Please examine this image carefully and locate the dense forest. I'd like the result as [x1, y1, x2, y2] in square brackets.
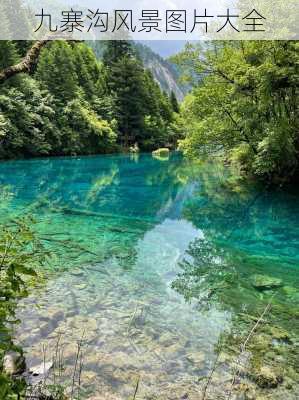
[89, 41, 189, 101]
[1, 39, 298, 184]
[0, 40, 181, 159]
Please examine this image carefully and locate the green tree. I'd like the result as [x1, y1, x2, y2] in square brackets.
[102, 41, 147, 146]
[1, 37, 178, 159]
[0, 41, 19, 72]
[34, 41, 117, 156]
[59, 99, 117, 155]
[170, 91, 180, 113]
[72, 44, 101, 98]
[102, 41, 177, 149]
[0, 40, 118, 159]
[174, 41, 299, 183]
[102, 40, 137, 64]
[36, 41, 79, 103]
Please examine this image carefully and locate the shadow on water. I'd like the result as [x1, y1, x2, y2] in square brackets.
[0, 153, 298, 399]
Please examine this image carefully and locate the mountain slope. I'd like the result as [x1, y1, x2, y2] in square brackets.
[134, 43, 189, 102]
[89, 41, 189, 102]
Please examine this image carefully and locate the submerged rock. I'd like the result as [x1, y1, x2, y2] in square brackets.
[3, 351, 26, 375]
[71, 268, 85, 277]
[29, 361, 53, 377]
[39, 307, 64, 323]
[269, 326, 292, 343]
[74, 283, 88, 290]
[251, 274, 283, 291]
[152, 148, 170, 157]
[159, 332, 178, 347]
[81, 370, 98, 383]
[87, 391, 122, 400]
[282, 286, 299, 302]
[253, 365, 283, 388]
[152, 148, 170, 161]
[186, 352, 205, 365]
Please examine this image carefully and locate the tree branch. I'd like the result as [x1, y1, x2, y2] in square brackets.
[0, 37, 81, 84]
[0, 40, 50, 83]
[223, 108, 257, 154]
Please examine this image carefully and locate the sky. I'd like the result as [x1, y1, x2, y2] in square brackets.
[139, 40, 192, 57]
[12, 0, 297, 45]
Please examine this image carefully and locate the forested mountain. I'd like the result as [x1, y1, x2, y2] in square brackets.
[134, 43, 189, 102]
[89, 41, 189, 101]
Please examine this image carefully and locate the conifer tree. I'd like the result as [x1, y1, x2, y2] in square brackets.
[0, 41, 19, 71]
[170, 91, 180, 113]
[72, 44, 101, 98]
[102, 40, 176, 149]
[103, 40, 147, 146]
[36, 41, 79, 102]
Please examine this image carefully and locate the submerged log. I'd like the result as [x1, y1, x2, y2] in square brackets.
[50, 205, 157, 225]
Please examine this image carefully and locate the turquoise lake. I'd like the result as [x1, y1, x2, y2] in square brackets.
[0, 153, 298, 399]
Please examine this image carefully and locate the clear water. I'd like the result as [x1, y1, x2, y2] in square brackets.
[0, 153, 298, 399]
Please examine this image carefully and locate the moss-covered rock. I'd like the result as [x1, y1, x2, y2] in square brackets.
[250, 334, 271, 356]
[252, 365, 283, 388]
[152, 148, 170, 157]
[269, 326, 292, 343]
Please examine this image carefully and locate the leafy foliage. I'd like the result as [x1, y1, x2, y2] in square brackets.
[174, 41, 299, 183]
[102, 40, 178, 150]
[0, 38, 181, 159]
[0, 218, 46, 399]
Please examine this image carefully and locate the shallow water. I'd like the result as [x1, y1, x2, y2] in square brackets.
[0, 153, 298, 399]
